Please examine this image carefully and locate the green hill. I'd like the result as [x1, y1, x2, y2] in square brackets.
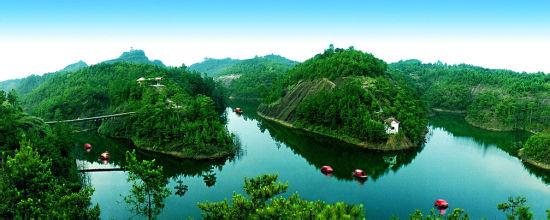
[218, 54, 298, 99]
[0, 60, 88, 95]
[519, 131, 550, 169]
[0, 79, 21, 92]
[59, 60, 88, 72]
[1, 49, 164, 96]
[259, 46, 428, 150]
[102, 49, 165, 66]
[188, 57, 241, 77]
[23, 62, 237, 159]
[389, 60, 550, 132]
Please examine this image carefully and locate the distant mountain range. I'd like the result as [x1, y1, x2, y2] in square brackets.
[188, 58, 242, 77]
[188, 54, 297, 77]
[0, 49, 163, 93]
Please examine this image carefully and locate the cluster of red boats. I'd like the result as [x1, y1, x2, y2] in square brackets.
[84, 143, 110, 163]
[321, 165, 449, 214]
[320, 165, 367, 179]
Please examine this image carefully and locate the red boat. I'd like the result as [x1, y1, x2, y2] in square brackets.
[234, 108, 243, 114]
[434, 199, 449, 208]
[100, 151, 110, 160]
[320, 166, 334, 175]
[353, 169, 367, 179]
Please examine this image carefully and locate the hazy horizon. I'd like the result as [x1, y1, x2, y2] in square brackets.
[1, 0, 550, 81]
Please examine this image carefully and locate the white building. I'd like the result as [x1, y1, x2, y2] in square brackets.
[384, 117, 400, 134]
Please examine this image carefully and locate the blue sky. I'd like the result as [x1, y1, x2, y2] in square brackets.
[1, 0, 549, 80]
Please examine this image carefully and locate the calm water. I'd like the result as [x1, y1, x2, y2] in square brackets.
[74, 102, 549, 219]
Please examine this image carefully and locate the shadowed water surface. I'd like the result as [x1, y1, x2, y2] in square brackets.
[74, 102, 549, 219]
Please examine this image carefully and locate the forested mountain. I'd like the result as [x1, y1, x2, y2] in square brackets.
[188, 57, 241, 77]
[189, 55, 297, 99]
[102, 49, 165, 66]
[259, 46, 428, 150]
[0, 49, 163, 95]
[0, 79, 21, 92]
[389, 60, 550, 132]
[0, 60, 88, 95]
[22, 62, 237, 159]
[59, 60, 88, 72]
[219, 55, 298, 99]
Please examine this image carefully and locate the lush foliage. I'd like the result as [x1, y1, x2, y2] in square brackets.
[389, 60, 550, 132]
[198, 174, 365, 219]
[221, 55, 297, 99]
[188, 57, 242, 77]
[296, 78, 427, 144]
[497, 196, 534, 220]
[287, 45, 387, 83]
[0, 92, 99, 218]
[0, 144, 99, 218]
[262, 47, 427, 146]
[522, 131, 550, 165]
[407, 208, 470, 220]
[102, 49, 165, 66]
[23, 62, 236, 158]
[0, 61, 87, 95]
[124, 150, 170, 219]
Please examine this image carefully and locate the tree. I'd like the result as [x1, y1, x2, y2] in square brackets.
[7, 90, 18, 107]
[521, 131, 550, 165]
[0, 143, 99, 218]
[408, 208, 469, 220]
[497, 196, 533, 220]
[198, 174, 365, 219]
[124, 150, 170, 219]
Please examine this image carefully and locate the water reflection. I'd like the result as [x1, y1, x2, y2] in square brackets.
[229, 99, 423, 182]
[258, 119, 422, 181]
[72, 132, 235, 181]
[174, 179, 189, 197]
[429, 113, 549, 184]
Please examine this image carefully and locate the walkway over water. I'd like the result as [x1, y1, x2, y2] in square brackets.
[45, 112, 136, 124]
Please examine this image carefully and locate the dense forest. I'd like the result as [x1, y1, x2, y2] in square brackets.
[218, 55, 297, 99]
[389, 60, 550, 132]
[0, 91, 99, 218]
[0, 60, 87, 96]
[188, 57, 242, 77]
[189, 55, 297, 99]
[520, 131, 550, 168]
[259, 46, 428, 150]
[21, 59, 237, 159]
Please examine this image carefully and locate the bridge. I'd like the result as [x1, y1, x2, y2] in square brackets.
[45, 112, 136, 124]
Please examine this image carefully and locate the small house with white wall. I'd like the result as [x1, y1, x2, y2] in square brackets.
[384, 117, 399, 134]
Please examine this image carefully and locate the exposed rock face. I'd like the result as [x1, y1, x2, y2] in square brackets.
[258, 78, 335, 122]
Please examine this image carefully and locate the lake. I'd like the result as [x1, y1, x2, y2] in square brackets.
[74, 101, 549, 219]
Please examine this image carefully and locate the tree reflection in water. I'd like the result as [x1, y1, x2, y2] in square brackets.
[174, 179, 189, 197]
[202, 168, 217, 187]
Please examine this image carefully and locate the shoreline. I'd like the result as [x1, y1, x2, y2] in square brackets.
[136, 145, 234, 160]
[518, 148, 550, 170]
[434, 110, 536, 134]
[257, 111, 415, 151]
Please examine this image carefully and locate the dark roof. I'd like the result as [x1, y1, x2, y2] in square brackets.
[384, 117, 399, 124]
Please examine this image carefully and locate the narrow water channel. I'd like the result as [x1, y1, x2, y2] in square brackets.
[74, 101, 549, 219]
